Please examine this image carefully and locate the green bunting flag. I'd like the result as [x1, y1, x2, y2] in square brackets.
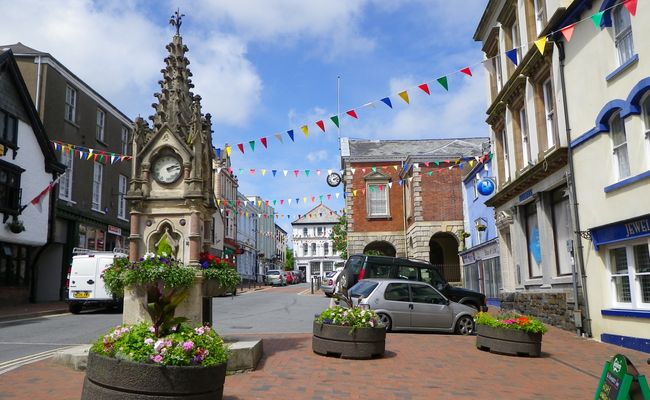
[330, 115, 340, 128]
[249, 140, 255, 151]
[437, 76, 448, 91]
[591, 11, 604, 28]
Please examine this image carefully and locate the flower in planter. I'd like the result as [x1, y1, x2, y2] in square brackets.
[199, 252, 241, 291]
[474, 311, 548, 335]
[315, 292, 383, 330]
[91, 322, 228, 367]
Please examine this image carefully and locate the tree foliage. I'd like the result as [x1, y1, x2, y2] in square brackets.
[330, 215, 348, 259]
[284, 246, 294, 271]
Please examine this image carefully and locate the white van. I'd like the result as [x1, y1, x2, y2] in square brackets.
[66, 247, 127, 314]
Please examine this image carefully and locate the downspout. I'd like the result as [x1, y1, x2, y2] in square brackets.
[35, 56, 42, 113]
[402, 161, 408, 259]
[557, 40, 592, 337]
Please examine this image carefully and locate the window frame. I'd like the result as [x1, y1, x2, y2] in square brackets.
[311, 243, 317, 256]
[0, 109, 18, 149]
[118, 174, 128, 220]
[551, 187, 572, 276]
[96, 108, 106, 142]
[533, 0, 547, 35]
[0, 160, 23, 215]
[65, 86, 76, 123]
[324, 242, 329, 255]
[610, 111, 630, 181]
[641, 93, 650, 168]
[302, 243, 308, 256]
[542, 78, 556, 149]
[525, 201, 542, 279]
[520, 107, 531, 166]
[92, 161, 103, 212]
[121, 126, 129, 155]
[366, 180, 391, 218]
[607, 240, 650, 310]
[612, 5, 634, 66]
[58, 150, 74, 201]
[501, 129, 511, 182]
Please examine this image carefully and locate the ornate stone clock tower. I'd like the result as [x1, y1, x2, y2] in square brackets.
[123, 12, 217, 324]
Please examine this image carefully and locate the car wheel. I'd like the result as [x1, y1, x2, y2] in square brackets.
[377, 313, 392, 332]
[324, 292, 333, 298]
[455, 315, 475, 335]
[69, 303, 83, 314]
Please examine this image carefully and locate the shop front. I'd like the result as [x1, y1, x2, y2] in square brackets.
[460, 238, 501, 306]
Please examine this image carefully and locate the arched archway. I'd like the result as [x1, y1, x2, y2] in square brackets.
[429, 232, 460, 282]
[363, 241, 396, 257]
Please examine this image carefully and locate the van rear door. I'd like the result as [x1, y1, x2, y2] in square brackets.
[94, 255, 115, 300]
[68, 256, 97, 300]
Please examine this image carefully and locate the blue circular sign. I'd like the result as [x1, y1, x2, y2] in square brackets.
[477, 178, 495, 196]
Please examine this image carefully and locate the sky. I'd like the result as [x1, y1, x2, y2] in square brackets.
[0, 0, 489, 246]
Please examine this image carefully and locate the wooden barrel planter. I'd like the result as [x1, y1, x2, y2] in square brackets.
[476, 325, 542, 357]
[312, 321, 385, 359]
[81, 351, 226, 399]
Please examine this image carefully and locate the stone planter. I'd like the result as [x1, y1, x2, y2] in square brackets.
[476, 324, 543, 357]
[312, 321, 385, 359]
[203, 279, 228, 297]
[81, 351, 226, 399]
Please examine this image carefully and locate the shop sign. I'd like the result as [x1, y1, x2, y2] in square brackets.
[591, 215, 650, 250]
[107, 225, 122, 236]
[594, 354, 650, 399]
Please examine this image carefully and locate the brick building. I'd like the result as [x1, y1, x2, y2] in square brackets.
[340, 137, 488, 283]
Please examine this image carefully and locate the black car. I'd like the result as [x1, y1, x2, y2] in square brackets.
[337, 254, 487, 311]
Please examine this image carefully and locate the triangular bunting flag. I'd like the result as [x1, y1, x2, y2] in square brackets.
[460, 67, 472, 76]
[505, 49, 518, 66]
[534, 37, 547, 55]
[380, 97, 393, 108]
[398, 91, 409, 104]
[388, 182, 393, 188]
[216, 148, 221, 159]
[351, 168, 356, 174]
[275, 133, 283, 143]
[249, 140, 255, 151]
[237, 143, 244, 154]
[346, 110, 358, 119]
[283, 170, 288, 176]
[301, 125, 308, 138]
[330, 115, 340, 128]
[335, 193, 340, 199]
[437, 76, 448, 91]
[226, 146, 232, 156]
[305, 170, 310, 176]
[482, 58, 495, 76]
[624, 0, 637, 16]
[261, 169, 267, 176]
[561, 24, 575, 42]
[294, 170, 299, 177]
[287, 130, 295, 142]
[316, 120, 325, 132]
[372, 167, 377, 172]
[591, 11, 604, 28]
[418, 84, 430, 95]
[272, 170, 277, 177]
[260, 137, 268, 148]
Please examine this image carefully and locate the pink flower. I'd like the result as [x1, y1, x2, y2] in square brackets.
[151, 354, 163, 363]
[149, 326, 156, 333]
[182, 341, 194, 352]
[144, 338, 154, 345]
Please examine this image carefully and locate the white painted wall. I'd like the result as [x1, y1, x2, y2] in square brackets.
[0, 119, 51, 246]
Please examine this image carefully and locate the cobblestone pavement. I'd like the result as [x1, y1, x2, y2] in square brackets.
[1, 322, 648, 399]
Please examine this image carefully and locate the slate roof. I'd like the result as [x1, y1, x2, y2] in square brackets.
[0, 42, 49, 56]
[291, 203, 340, 225]
[343, 138, 489, 162]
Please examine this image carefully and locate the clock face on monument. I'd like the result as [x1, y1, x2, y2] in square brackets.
[326, 172, 342, 187]
[152, 155, 182, 184]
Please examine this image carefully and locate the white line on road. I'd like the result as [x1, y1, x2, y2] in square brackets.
[0, 347, 72, 375]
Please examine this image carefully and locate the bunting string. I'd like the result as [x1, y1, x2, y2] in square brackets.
[51, 141, 132, 165]
[216, 0, 637, 157]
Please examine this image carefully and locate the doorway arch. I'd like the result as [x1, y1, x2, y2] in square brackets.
[363, 241, 396, 257]
[429, 232, 460, 282]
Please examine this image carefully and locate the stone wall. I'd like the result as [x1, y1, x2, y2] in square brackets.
[499, 291, 578, 332]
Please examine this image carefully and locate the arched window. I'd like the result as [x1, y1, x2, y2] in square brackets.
[642, 93, 650, 165]
[610, 112, 630, 180]
[613, 5, 634, 65]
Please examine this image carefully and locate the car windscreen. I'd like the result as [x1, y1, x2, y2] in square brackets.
[349, 280, 379, 298]
[324, 271, 337, 278]
[267, 271, 280, 275]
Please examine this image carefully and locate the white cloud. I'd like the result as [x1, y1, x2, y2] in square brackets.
[306, 150, 328, 162]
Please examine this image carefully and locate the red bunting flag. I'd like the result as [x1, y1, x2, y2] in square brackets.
[346, 110, 358, 119]
[418, 83, 430, 95]
[561, 23, 575, 42]
[260, 137, 268, 148]
[249, 169, 255, 175]
[460, 67, 472, 76]
[624, 0, 637, 16]
[316, 120, 325, 132]
[294, 170, 299, 177]
[237, 143, 244, 154]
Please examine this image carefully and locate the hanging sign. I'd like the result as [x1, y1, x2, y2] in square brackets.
[595, 354, 650, 399]
[477, 177, 495, 196]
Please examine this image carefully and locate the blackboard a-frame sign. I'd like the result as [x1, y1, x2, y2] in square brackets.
[594, 354, 650, 400]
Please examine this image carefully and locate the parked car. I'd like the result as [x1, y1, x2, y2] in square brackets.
[321, 268, 343, 297]
[285, 271, 294, 285]
[348, 279, 476, 335]
[337, 254, 487, 311]
[265, 270, 286, 286]
[66, 248, 127, 314]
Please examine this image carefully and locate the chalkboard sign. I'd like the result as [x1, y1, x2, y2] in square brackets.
[594, 354, 650, 400]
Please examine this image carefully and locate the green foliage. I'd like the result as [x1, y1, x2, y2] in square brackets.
[101, 255, 196, 299]
[91, 322, 229, 366]
[330, 215, 348, 260]
[146, 284, 189, 337]
[363, 249, 384, 256]
[199, 253, 241, 291]
[284, 247, 294, 271]
[315, 305, 382, 329]
[474, 312, 548, 335]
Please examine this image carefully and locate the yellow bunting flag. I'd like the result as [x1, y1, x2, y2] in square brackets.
[398, 91, 409, 104]
[353, 190, 358, 197]
[226, 146, 231, 156]
[301, 125, 308, 138]
[534, 37, 547, 55]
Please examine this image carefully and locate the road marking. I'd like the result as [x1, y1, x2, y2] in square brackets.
[0, 342, 87, 346]
[0, 347, 72, 375]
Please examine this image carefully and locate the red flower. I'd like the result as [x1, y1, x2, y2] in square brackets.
[207, 254, 215, 261]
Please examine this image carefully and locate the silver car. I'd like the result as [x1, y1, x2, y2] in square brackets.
[349, 279, 476, 335]
[320, 268, 343, 297]
[265, 270, 286, 286]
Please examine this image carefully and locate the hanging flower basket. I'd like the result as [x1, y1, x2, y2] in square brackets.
[476, 224, 487, 232]
[6, 219, 25, 234]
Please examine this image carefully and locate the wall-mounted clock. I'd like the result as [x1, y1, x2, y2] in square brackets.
[326, 172, 342, 187]
[152, 154, 182, 184]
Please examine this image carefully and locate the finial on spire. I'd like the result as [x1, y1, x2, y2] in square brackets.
[169, 9, 184, 35]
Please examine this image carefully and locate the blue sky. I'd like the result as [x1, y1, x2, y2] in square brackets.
[1, 0, 489, 245]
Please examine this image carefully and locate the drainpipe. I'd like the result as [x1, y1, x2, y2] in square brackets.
[557, 41, 592, 338]
[35, 55, 42, 113]
[402, 161, 408, 259]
